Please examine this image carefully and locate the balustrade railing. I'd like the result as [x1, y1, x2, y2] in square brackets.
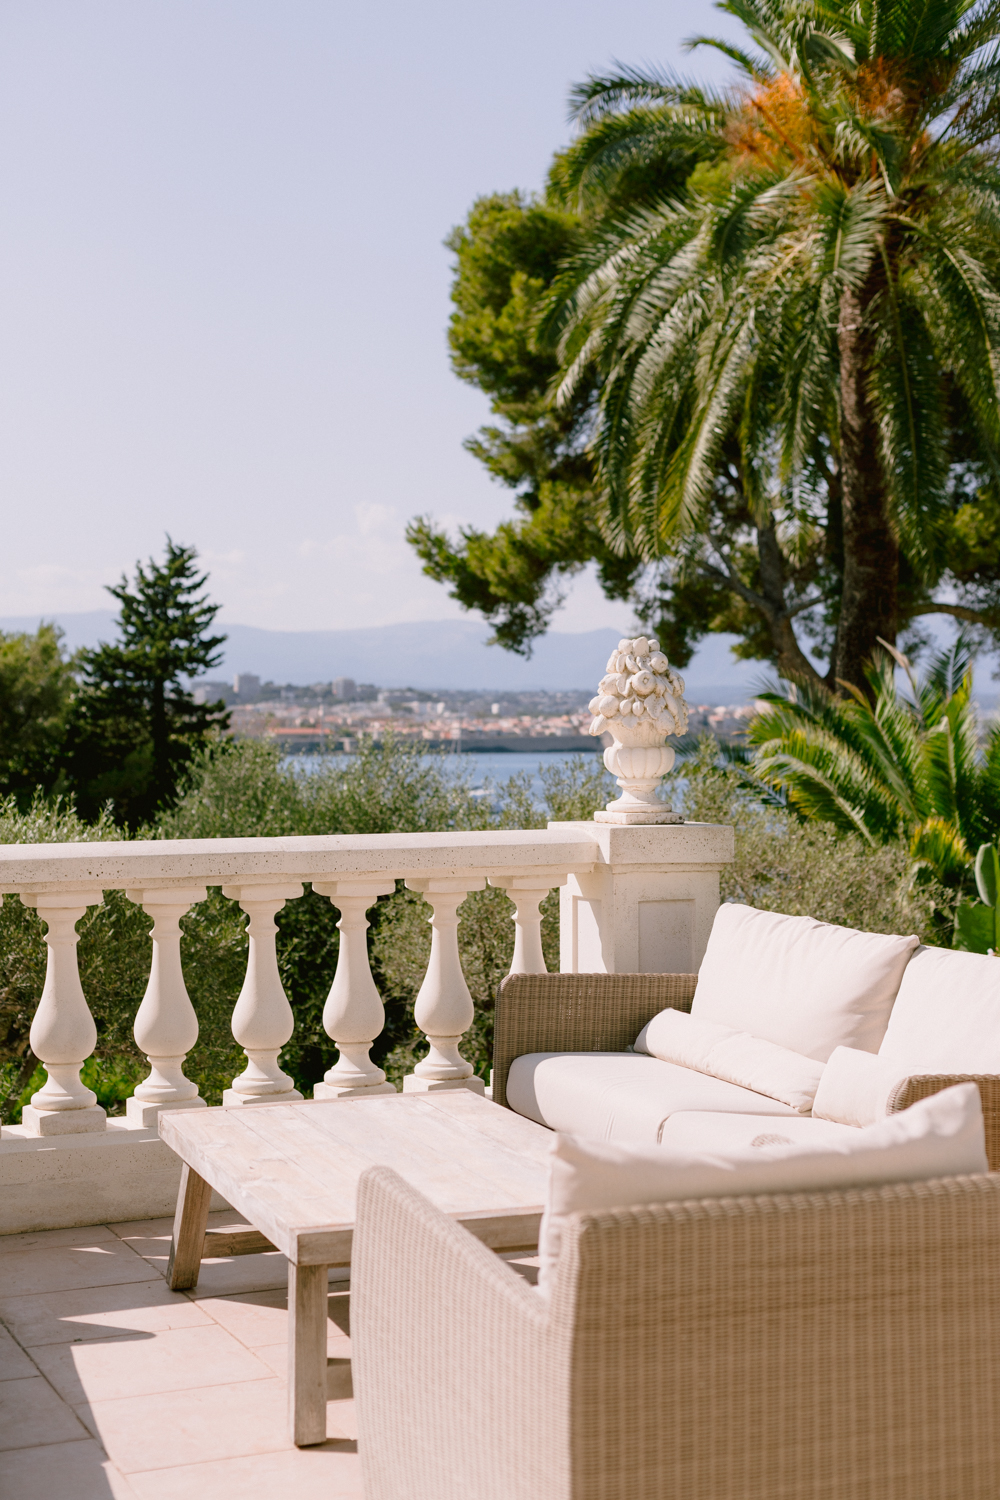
[0, 830, 602, 1134]
[0, 820, 734, 1138]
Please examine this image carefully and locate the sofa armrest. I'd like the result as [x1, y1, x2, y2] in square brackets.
[352, 1165, 565, 1500]
[492, 972, 698, 1110]
[887, 1073, 1000, 1171]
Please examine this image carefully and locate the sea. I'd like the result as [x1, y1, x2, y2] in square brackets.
[284, 746, 607, 801]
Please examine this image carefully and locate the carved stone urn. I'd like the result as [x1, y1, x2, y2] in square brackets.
[588, 635, 689, 825]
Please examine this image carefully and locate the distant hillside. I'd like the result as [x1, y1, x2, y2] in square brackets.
[0, 610, 766, 700]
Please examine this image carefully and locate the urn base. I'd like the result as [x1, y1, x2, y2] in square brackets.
[594, 806, 684, 825]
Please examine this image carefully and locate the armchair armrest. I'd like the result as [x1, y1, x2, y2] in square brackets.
[352, 1165, 564, 1500]
[887, 1073, 1000, 1171]
[492, 972, 698, 1110]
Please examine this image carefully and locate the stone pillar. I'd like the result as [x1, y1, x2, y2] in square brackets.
[487, 872, 569, 975]
[311, 878, 397, 1100]
[21, 891, 107, 1136]
[221, 883, 304, 1106]
[402, 877, 486, 1095]
[552, 821, 734, 975]
[124, 886, 209, 1128]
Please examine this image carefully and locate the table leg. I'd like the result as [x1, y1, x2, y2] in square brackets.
[288, 1262, 329, 1446]
[166, 1163, 212, 1291]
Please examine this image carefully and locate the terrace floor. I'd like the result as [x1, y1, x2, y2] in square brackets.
[0, 1210, 541, 1497]
[0, 1212, 367, 1499]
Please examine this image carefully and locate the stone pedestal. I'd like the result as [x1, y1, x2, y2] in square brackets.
[551, 820, 734, 975]
[313, 1079, 396, 1101]
[125, 1096, 208, 1129]
[221, 1087, 302, 1106]
[20, 1104, 107, 1137]
[402, 1074, 486, 1096]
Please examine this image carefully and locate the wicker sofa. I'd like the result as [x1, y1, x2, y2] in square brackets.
[491, 971, 1000, 1169]
[352, 1158, 1000, 1500]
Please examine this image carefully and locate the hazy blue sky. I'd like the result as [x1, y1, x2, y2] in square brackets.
[0, 0, 740, 633]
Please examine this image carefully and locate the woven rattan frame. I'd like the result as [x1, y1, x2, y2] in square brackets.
[491, 972, 697, 1110]
[353, 1164, 1000, 1500]
[887, 1073, 1000, 1170]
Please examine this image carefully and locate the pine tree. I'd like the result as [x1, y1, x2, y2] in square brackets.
[67, 540, 229, 823]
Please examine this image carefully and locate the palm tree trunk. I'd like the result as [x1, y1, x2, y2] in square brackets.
[835, 284, 898, 695]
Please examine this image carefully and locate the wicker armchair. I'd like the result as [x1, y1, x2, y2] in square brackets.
[352, 1162, 1000, 1500]
[493, 972, 1000, 1169]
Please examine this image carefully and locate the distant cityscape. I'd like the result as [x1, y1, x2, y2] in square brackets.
[192, 674, 759, 752]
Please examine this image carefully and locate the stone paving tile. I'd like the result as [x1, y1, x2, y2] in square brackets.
[0, 1278, 210, 1348]
[0, 1373, 91, 1451]
[124, 1441, 363, 1500]
[178, 1254, 291, 1296]
[0, 1239, 160, 1297]
[108, 1213, 351, 1297]
[75, 1376, 352, 1472]
[29, 1324, 276, 1405]
[0, 1322, 38, 1380]
[197, 1285, 350, 1347]
[0, 1224, 118, 1256]
[0, 1436, 140, 1498]
[111, 1218, 290, 1293]
[253, 1336, 351, 1381]
[106, 1210, 248, 1243]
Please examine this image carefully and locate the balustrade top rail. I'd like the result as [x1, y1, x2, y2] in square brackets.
[0, 827, 603, 892]
[0, 821, 734, 894]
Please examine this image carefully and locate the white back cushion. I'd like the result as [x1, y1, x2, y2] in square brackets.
[538, 1083, 986, 1292]
[877, 945, 1000, 1073]
[691, 904, 919, 1061]
[634, 1007, 824, 1112]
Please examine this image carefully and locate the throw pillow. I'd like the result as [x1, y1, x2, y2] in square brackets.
[634, 1007, 824, 1112]
[811, 1045, 911, 1127]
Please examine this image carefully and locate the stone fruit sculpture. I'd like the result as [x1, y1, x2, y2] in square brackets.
[588, 635, 689, 824]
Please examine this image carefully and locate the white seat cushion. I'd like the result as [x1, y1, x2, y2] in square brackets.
[538, 1084, 988, 1292]
[657, 1110, 861, 1153]
[692, 903, 919, 1061]
[506, 1052, 797, 1144]
[877, 945, 1000, 1073]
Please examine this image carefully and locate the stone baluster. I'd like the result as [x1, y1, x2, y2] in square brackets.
[402, 877, 486, 1095]
[124, 886, 209, 1128]
[20, 890, 106, 1136]
[487, 872, 568, 974]
[311, 879, 397, 1100]
[221, 883, 304, 1106]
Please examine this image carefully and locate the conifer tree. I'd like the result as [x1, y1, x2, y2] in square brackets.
[67, 540, 228, 823]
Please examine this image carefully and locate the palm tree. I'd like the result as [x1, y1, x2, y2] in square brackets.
[746, 638, 1000, 885]
[541, 0, 1000, 693]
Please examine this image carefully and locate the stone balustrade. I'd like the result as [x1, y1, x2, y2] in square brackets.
[0, 820, 733, 1232]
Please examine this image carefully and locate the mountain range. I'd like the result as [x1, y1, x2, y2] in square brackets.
[0, 611, 764, 701]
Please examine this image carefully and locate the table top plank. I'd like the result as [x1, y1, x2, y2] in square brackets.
[419, 1089, 556, 1163]
[160, 1109, 361, 1257]
[296, 1095, 548, 1212]
[160, 1093, 553, 1264]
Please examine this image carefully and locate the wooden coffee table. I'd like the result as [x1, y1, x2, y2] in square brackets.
[159, 1089, 552, 1445]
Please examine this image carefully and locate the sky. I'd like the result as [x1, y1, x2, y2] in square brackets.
[0, 0, 741, 636]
